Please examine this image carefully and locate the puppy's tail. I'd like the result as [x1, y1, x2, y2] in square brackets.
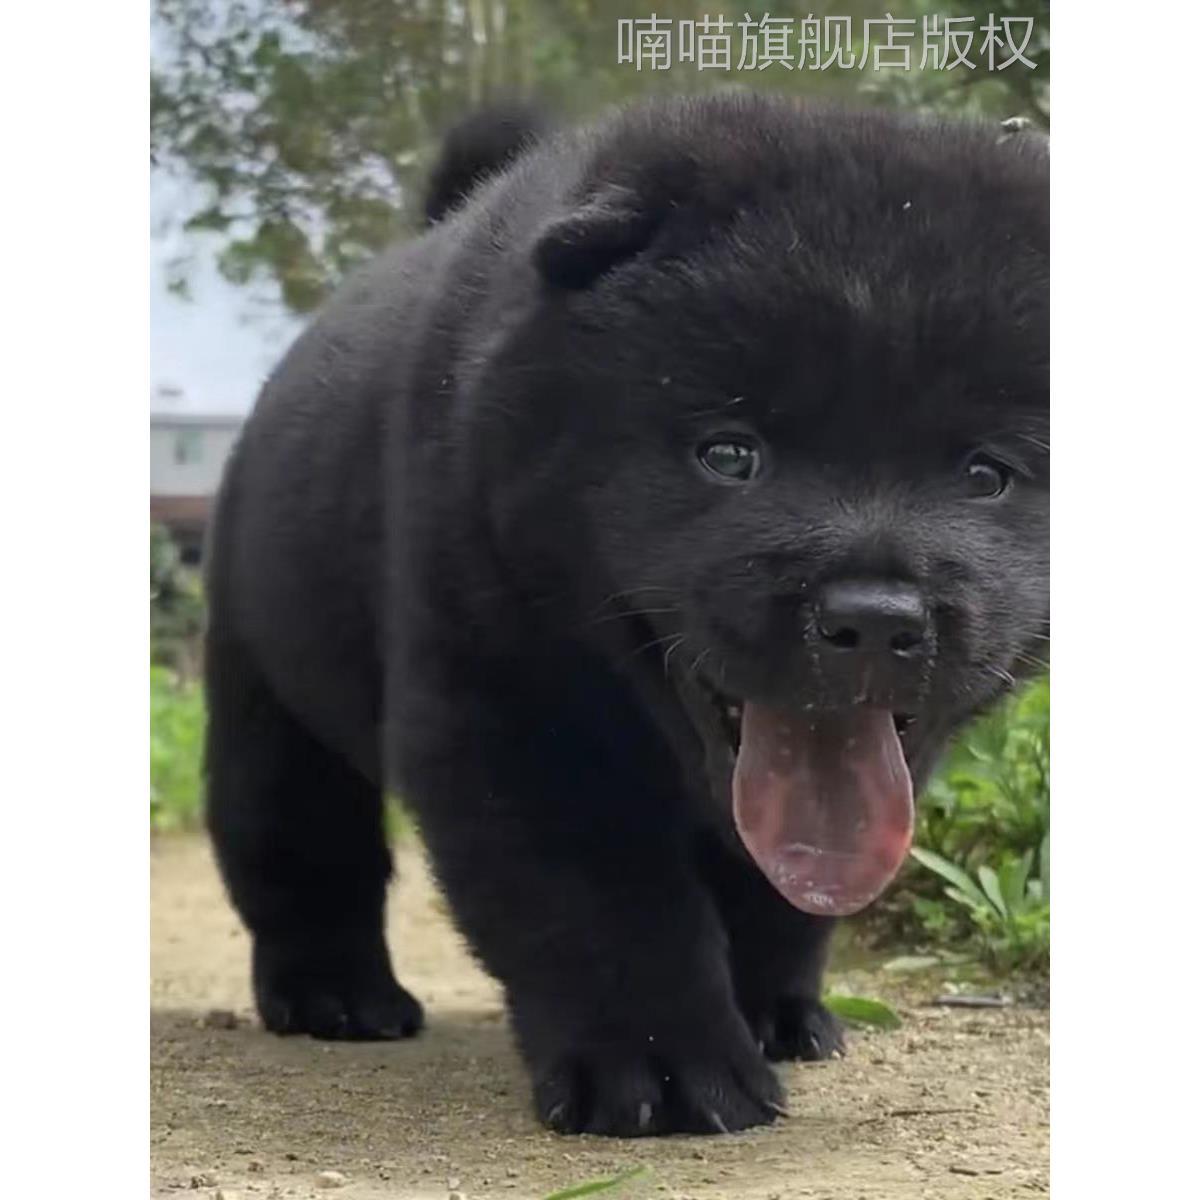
[424, 102, 549, 225]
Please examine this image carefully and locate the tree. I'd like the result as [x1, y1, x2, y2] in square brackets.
[151, 0, 1048, 315]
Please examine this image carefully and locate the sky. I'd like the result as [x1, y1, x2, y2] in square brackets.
[149, 0, 304, 418]
[149, 168, 300, 417]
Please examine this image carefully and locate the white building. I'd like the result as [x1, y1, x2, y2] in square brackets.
[150, 412, 243, 562]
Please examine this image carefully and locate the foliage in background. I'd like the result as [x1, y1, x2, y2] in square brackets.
[151, 522, 205, 678]
[870, 677, 1050, 972]
[859, 0, 1048, 121]
[152, 523, 208, 831]
[911, 839, 1048, 973]
[151, 664, 206, 832]
[151, 0, 1047, 315]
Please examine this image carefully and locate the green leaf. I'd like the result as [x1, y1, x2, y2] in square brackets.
[1039, 832, 1051, 901]
[999, 850, 1033, 916]
[823, 994, 902, 1030]
[909, 846, 989, 909]
[945, 886, 989, 915]
[543, 1167, 646, 1200]
[183, 205, 233, 233]
[977, 865, 1007, 918]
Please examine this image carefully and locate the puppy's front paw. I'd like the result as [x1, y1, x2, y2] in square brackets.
[753, 995, 846, 1062]
[531, 1033, 785, 1137]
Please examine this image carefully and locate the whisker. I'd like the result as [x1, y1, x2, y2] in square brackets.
[588, 585, 676, 616]
[1015, 652, 1050, 672]
[585, 605, 682, 629]
[988, 664, 1018, 689]
[622, 631, 687, 668]
[663, 634, 688, 677]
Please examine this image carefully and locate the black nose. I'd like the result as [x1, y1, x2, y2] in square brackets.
[815, 579, 929, 657]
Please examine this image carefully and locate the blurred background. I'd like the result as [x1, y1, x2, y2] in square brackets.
[150, 0, 1049, 983]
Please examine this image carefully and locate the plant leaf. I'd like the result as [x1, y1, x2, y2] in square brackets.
[909, 846, 989, 908]
[1000, 850, 1034, 915]
[823, 994, 902, 1030]
[945, 886, 988, 915]
[543, 1167, 646, 1200]
[977, 865, 1008, 918]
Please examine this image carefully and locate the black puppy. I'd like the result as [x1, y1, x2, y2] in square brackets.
[205, 94, 1049, 1137]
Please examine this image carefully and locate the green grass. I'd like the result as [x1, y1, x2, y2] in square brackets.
[150, 664, 206, 831]
[542, 1167, 646, 1199]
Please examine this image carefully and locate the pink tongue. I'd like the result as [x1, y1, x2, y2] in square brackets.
[733, 704, 914, 916]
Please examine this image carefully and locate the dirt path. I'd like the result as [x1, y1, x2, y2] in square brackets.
[151, 836, 1048, 1200]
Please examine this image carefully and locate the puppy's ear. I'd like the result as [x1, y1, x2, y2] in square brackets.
[533, 186, 661, 289]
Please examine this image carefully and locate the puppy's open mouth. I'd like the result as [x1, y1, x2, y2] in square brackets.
[698, 681, 915, 917]
[711, 695, 917, 749]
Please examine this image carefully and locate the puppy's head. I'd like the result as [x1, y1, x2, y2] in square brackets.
[484, 97, 1048, 915]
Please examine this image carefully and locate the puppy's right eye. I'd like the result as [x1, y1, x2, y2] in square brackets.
[963, 452, 1012, 499]
[697, 439, 761, 483]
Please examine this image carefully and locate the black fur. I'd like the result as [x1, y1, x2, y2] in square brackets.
[205, 94, 1049, 1137]
[423, 101, 548, 225]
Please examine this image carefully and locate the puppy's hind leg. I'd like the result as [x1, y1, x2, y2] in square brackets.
[204, 632, 423, 1041]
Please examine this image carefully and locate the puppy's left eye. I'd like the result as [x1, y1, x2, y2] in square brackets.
[963, 453, 1012, 499]
[698, 439, 761, 482]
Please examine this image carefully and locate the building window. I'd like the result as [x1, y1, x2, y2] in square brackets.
[174, 429, 203, 465]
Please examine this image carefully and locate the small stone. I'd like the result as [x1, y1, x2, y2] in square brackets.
[448, 1193, 467, 1200]
[315, 1170, 348, 1188]
[201, 1008, 240, 1030]
[214, 1191, 241, 1200]
[190, 1173, 218, 1189]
